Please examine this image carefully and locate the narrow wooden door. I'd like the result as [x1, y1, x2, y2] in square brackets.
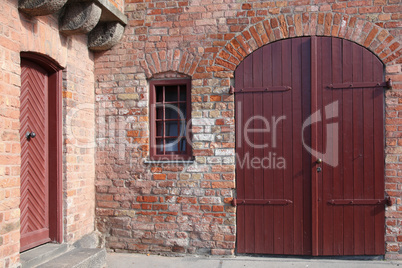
[235, 37, 385, 256]
[235, 38, 313, 255]
[20, 59, 51, 251]
[313, 37, 385, 255]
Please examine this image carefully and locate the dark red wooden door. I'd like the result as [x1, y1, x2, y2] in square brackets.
[235, 37, 313, 255]
[20, 59, 50, 251]
[235, 37, 385, 256]
[313, 37, 385, 256]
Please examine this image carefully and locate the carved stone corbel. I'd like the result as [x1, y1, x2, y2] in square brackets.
[60, 2, 102, 35]
[19, 0, 68, 16]
[88, 22, 124, 51]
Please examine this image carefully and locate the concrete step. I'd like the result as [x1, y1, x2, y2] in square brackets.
[36, 248, 106, 268]
[21, 243, 70, 268]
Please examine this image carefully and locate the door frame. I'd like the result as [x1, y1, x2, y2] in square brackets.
[20, 52, 63, 249]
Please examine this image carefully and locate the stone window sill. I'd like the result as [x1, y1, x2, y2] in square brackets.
[143, 159, 195, 165]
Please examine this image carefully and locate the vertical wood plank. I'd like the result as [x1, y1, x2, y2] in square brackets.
[291, 37, 304, 255]
[235, 62, 245, 253]
[362, 48, 375, 255]
[272, 40, 284, 254]
[243, 55, 255, 253]
[321, 37, 334, 255]
[331, 37, 344, 255]
[373, 58, 385, 255]
[252, 48, 264, 253]
[262, 44, 274, 254]
[253, 48, 263, 88]
[311, 36, 319, 256]
[244, 92, 255, 253]
[352, 43, 365, 255]
[282, 39, 294, 254]
[302, 37, 313, 255]
[253, 92, 264, 253]
[341, 39, 354, 256]
[315, 37, 324, 255]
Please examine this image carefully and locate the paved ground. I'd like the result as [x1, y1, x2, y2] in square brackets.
[107, 253, 402, 268]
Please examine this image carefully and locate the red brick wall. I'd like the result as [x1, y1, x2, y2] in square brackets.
[0, 1, 96, 266]
[62, 37, 96, 243]
[95, 0, 402, 259]
[0, 2, 21, 265]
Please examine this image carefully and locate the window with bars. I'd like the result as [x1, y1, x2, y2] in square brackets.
[149, 79, 192, 160]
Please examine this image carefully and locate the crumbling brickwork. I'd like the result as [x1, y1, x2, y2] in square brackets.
[95, 0, 402, 259]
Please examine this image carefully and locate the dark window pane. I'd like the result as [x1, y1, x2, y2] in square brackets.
[156, 122, 163, 137]
[179, 103, 186, 118]
[165, 104, 179, 119]
[165, 86, 178, 102]
[179, 120, 186, 136]
[180, 85, 187, 101]
[180, 138, 186, 152]
[156, 138, 164, 154]
[156, 107, 163, 119]
[165, 138, 179, 152]
[165, 121, 178, 136]
[156, 86, 164, 102]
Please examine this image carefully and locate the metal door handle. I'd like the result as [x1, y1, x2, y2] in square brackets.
[26, 131, 36, 139]
[316, 158, 322, 164]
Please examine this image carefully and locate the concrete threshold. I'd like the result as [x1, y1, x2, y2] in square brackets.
[107, 253, 402, 268]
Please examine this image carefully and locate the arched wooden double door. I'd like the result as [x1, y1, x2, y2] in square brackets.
[235, 37, 386, 256]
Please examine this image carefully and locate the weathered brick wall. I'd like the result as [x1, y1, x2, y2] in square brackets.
[95, 0, 402, 259]
[0, 2, 22, 266]
[0, 0, 96, 266]
[62, 36, 96, 243]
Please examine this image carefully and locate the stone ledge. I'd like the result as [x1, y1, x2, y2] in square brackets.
[143, 159, 196, 165]
[96, 0, 127, 26]
[18, 0, 68, 16]
[60, 2, 102, 35]
[18, 0, 127, 51]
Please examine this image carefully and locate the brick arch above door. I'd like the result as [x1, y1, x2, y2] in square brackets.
[212, 12, 401, 73]
[205, 13, 402, 259]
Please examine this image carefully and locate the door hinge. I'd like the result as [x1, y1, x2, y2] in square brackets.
[327, 78, 392, 90]
[235, 86, 292, 93]
[231, 198, 293, 207]
[328, 196, 392, 206]
[229, 85, 235, 94]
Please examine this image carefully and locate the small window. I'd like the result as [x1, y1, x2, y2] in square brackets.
[149, 79, 192, 160]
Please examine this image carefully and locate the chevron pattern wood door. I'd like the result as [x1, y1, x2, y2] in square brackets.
[20, 59, 51, 251]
